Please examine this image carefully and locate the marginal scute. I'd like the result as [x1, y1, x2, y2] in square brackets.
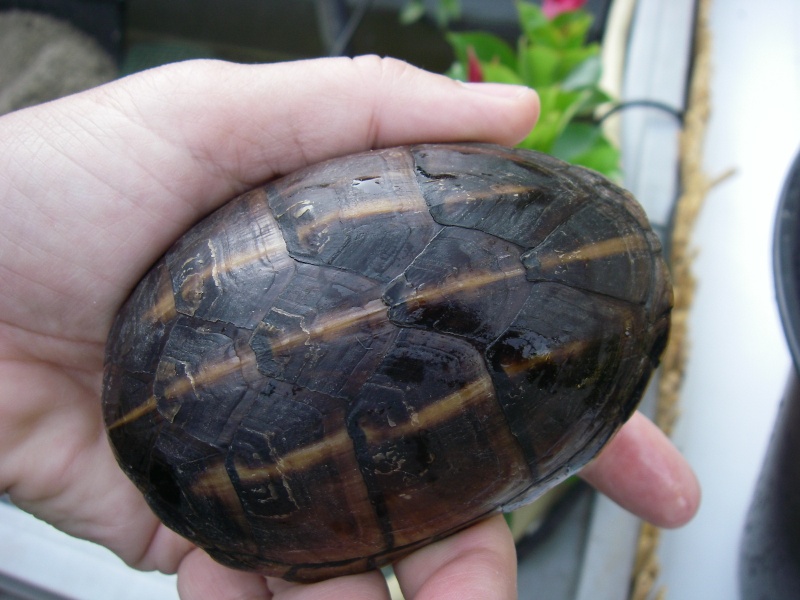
[485, 282, 655, 487]
[102, 143, 672, 583]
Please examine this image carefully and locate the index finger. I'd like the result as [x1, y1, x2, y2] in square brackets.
[580, 411, 701, 528]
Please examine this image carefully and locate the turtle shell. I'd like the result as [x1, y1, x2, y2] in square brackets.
[102, 143, 671, 582]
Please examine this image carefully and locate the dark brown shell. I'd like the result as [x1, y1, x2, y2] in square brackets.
[102, 143, 671, 582]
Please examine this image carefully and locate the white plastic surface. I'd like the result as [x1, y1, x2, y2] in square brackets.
[656, 1, 800, 598]
[0, 501, 178, 599]
[574, 1, 697, 597]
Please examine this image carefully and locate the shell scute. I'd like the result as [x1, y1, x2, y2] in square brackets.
[102, 143, 671, 582]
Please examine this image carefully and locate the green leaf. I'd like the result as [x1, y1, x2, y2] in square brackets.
[400, 0, 462, 28]
[551, 121, 600, 159]
[555, 46, 598, 81]
[550, 123, 621, 178]
[573, 87, 614, 117]
[520, 120, 567, 153]
[517, 2, 594, 50]
[445, 60, 523, 86]
[520, 86, 595, 152]
[399, 0, 426, 25]
[519, 45, 561, 88]
[446, 31, 518, 71]
[517, 87, 565, 151]
[552, 88, 593, 130]
[562, 54, 602, 90]
[435, 0, 462, 28]
[519, 44, 598, 89]
[516, 1, 551, 42]
[439, 0, 621, 177]
[570, 138, 622, 179]
[481, 62, 526, 85]
[551, 9, 594, 48]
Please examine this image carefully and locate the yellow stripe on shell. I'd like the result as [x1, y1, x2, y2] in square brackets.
[395, 267, 526, 308]
[117, 234, 640, 429]
[107, 394, 158, 430]
[233, 428, 354, 483]
[143, 229, 290, 324]
[163, 353, 256, 401]
[359, 376, 495, 445]
[291, 195, 426, 247]
[497, 338, 594, 379]
[227, 375, 495, 483]
[143, 289, 178, 323]
[265, 298, 388, 355]
[531, 235, 647, 272]
[429, 182, 535, 200]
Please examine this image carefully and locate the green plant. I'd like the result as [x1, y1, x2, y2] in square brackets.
[400, 0, 461, 28]
[446, 1, 621, 179]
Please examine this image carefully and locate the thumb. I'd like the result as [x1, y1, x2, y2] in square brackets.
[98, 56, 540, 195]
[0, 56, 539, 341]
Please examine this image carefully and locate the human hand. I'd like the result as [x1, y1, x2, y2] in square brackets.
[0, 56, 699, 600]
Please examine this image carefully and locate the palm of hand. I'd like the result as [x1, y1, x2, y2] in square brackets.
[0, 65, 233, 577]
[0, 58, 698, 600]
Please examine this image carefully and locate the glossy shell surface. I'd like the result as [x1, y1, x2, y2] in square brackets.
[102, 143, 672, 582]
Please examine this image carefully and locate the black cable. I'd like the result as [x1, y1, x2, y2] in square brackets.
[598, 99, 685, 125]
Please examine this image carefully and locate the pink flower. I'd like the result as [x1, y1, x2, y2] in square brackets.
[467, 46, 484, 83]
[542, 0, 587, 19]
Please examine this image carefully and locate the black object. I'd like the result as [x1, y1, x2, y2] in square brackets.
[739, 147, 800, 599]
[774, 147, 800, 371]
[101, 143, 671, 583]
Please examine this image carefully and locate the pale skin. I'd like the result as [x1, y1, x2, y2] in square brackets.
[0, 56, 700, 600]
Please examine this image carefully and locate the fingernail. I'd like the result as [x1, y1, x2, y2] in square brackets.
[459, 82, 535, 99]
